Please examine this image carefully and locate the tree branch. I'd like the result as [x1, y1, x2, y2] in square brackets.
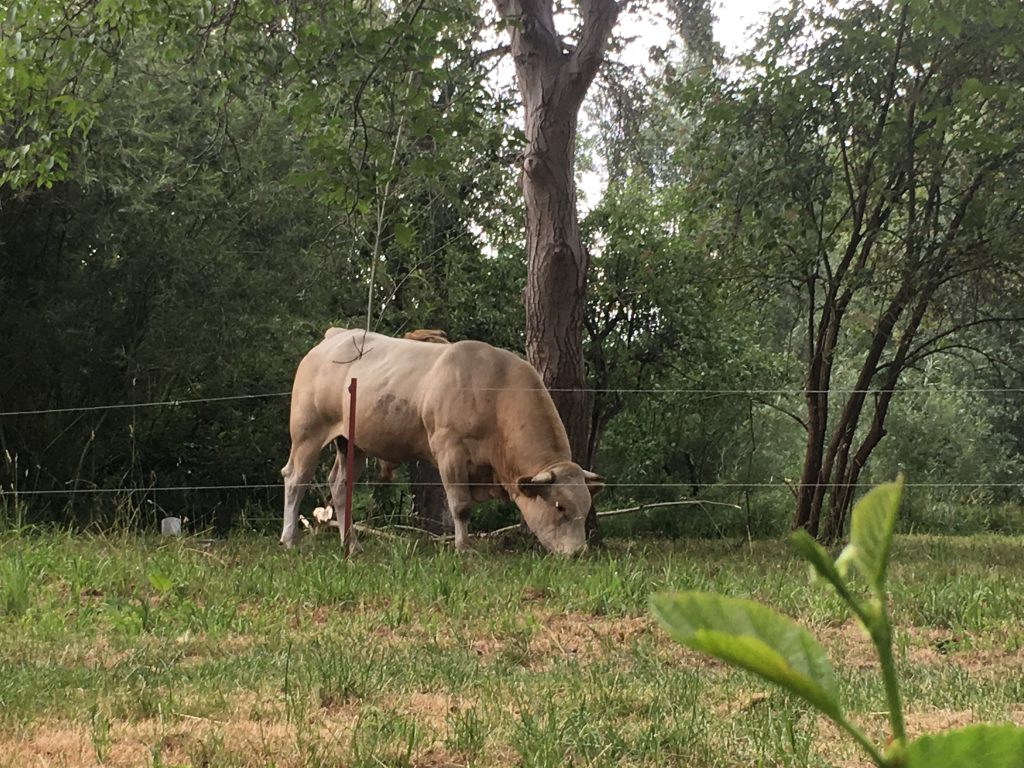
[898, 316, 1024, 370]
[494, 0, 562, 63]
[753, 395, 808, 432]
[565, 0, 619, 103]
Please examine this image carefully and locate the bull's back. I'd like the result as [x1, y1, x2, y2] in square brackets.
[290, 329, 446, 459]
[289, 331, 559, 469]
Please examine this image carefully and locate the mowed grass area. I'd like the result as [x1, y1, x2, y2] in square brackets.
[1, 531, 1023, 767]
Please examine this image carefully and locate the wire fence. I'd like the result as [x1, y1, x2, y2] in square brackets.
[4, 481, 1023, 498]
[2, 385, 1022, 505]
[3, 385, 1024, 418]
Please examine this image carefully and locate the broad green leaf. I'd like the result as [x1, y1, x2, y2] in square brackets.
[839, 476, 903, 594]
[651, 592, 842, 720]
[147, 570, 173, 593]
[905, 724, 1024, 768]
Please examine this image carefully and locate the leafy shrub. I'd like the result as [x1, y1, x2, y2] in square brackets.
[651, 477, 1024, 767]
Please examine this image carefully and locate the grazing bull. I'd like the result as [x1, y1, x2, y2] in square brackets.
[280, 328, 603, 555]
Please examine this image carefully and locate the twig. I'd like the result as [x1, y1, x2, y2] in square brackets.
[430, 523, 526, 542]
[373, 523, 448, 540]
[596, 499, 741, 518]
[351, 522, 407, 541]
[175, 712, 226, 725]
[474, 523, 525, 538]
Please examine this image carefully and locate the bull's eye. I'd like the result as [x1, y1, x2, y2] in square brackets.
[555, 502, 565, 512]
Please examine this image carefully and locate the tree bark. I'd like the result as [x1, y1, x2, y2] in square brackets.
[410, 461, 453, 534]
[495, 0, 618, 538]
[820, 284, 935, 540]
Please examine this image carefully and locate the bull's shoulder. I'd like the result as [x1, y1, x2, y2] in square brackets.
[323, 327, 349, 340]
[440, 341, 543, 386]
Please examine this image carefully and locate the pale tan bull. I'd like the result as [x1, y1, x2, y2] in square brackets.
[280, 328, 603, 555]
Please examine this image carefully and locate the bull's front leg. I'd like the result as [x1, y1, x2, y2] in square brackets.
[434, 447, 474, 552]
[450, 499, 473, 551]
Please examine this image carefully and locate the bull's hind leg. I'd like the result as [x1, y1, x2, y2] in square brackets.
[280, 438, 322, 547]
[327, 437, 365, 552]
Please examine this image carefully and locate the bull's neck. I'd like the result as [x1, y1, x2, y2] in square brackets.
[497, 388, 573, 485]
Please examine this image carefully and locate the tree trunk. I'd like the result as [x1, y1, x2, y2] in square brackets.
[410, 461, 453, 535]
[793, 273, 831, 536]
[495, 0, 618, 539]
[820, 287, 933, 539]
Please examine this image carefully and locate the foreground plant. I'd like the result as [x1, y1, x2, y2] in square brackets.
[651, 476, 1024, 767]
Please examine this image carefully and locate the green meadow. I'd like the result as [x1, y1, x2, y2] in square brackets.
[1, 531, 1022, 767]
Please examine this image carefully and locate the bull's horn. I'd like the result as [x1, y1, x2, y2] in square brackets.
[530, 470, 556, 485]
[583, 470, 605, 493]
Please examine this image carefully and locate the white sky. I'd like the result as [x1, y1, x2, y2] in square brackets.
[575, 0, 786, 206]
[711, 0, 786, 54]
[483, 0, 788, 205]
[616, 0, 785, 57]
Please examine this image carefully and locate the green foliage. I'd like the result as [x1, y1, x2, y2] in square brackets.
[3, 0, 1024, 539]
[145, 569, 173, 594]
[582, 179, 792, 528]
[1, 552, 30, 616]
[0, 0, 522, 528]
[651, 592, 841, 719]
[652, 476, 1024, 766]
[660, 0, 1024, 536]
[840, 482, 902, 594]
[904, 724, 1024, 768]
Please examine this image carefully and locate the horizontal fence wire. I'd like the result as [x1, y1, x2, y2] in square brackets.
[2, 386, 1024, 418]
[4, 481, 1023, 497]
[3, 387, 1023, 502]
[0, 392, 293, 417]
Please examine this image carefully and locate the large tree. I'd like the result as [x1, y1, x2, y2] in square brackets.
[493, 0, 618, 486]
[679, 0, 1024, 541]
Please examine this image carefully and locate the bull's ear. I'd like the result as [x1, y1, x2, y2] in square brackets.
[517, 470, 555, 498]
[583, 470, 605, 495]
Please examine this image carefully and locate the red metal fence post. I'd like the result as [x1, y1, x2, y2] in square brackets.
[344, 377, 357, 557]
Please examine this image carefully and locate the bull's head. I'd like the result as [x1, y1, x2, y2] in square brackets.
[515, 463, 604, 556]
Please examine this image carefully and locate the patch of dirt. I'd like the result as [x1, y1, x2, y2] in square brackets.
[385, 691, 464, 732]
[712, 690, 773, 718]
[520, 586, 548, 602]
[814, 707, 1024, 768]
[428, 610, 728, 670]
[77, 637, 136, 671]
[815, 620, 1024, 676]
[413, 745, 472, 768]
[536, 611, 651, 651]
[0, 693, 362, 768]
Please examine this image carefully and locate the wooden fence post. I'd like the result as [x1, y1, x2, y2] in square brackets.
[344, 377, 357, 557]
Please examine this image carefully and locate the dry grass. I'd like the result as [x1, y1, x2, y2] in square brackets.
[1, 533, 1022, 767]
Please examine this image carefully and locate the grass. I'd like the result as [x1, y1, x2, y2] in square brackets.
[0, 529, 1022, 766]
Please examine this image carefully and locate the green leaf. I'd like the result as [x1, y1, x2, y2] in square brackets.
[905, 724, 1024, 768]
[651, 591, 842, 720]
[394, 222, 415, 248]
[960, 77, 983, 98]
[838, 476, 903, 594]
[147, 570, 173, 593]
[789, 530, 848, 596]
